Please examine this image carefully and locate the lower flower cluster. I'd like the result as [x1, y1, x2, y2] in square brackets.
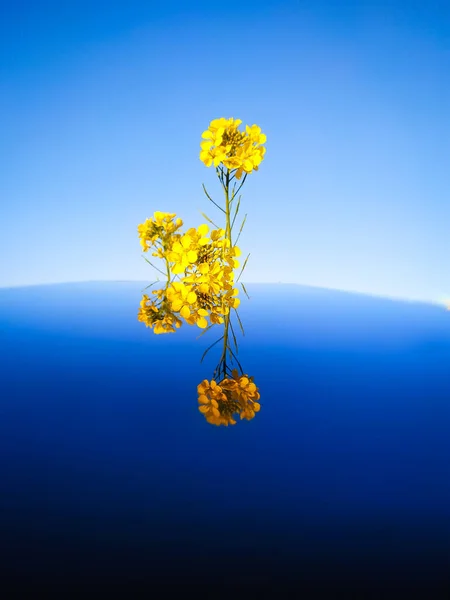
[197, 370, 261, 425]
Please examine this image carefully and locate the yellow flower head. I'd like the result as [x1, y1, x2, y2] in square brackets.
[200, 118, 266, 177]
[197, 372, 261, 426]
[197, 379, 238, 426]
[166, 281, 198, 320]
[166, 224, 209, 275]
[137, 211, 183, 252]
[137, 294, 182, 334]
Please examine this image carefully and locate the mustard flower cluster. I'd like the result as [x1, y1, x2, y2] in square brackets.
[200, 118, 266, 180]
[137, 211, 183, 254]
[137, 291, 182, 334]
[197, 369, 261, 426]
[137, 212, 241, 331]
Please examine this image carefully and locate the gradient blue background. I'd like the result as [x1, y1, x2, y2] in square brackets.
[1, 0, 449, 303]
[1, 1, 450, 596]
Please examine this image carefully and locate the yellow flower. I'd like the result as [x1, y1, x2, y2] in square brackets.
[137, 212, 183, 252]
[191, 261, 224, 295]
[137, 219, 155, 252]
[166, 281, 197, 320]
[197, 379, 237, 426]
[167, 234, 198, 274]
[137, 294, 182, 334]
[221, 286, 240, 310]
[227, 369, 261, 420]
[209, 309, 224, 325]
[200, 117, 266, 176]
[186, 224, 210, 247]
[224, 245, 241, 269]
[151, 313, 182, 334]
[245, 124, 267, 145]
[197, 372, 261, 426]
[153, 211, 183, 233]
[167, 225, 209, 275]
[184, 307, 210, 329]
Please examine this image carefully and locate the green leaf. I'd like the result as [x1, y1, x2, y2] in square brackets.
[141, 280, 159, 292]
[230, 195, 241, 231]
[234, 213, 247, 246]
[202, 183, 226, 214]
[142, 255, 167, 277]
[196, 323, 215, 340]
[234, 307, 245, 336]
[199, 211, 220, 229]
[236, 253, 250, 283]
[229, 317, 238, 351]
[200, 335, 224, 363]
[227, 344, 233, 362]
[241, 282, 250, 300]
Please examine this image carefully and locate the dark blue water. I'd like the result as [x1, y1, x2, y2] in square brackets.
[1, 282, 449, 597]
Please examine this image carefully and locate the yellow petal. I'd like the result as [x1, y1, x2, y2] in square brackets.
[187, 250, 198, 263]
[196, 316, 208, 328]
[154, 322, 164, 334]
[181, 235, 191, 249]
[197, 224, 209, 236]
[171, 299, 183, 312]
[166, 251, 178, 263]
[201, 154, 213, 167]
[171, 264, 184, 275]
[180, 305, 191, 319]
[197, 380, 208, 393]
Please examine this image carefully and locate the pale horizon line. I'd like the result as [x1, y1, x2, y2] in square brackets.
[0, 279, 446, 309]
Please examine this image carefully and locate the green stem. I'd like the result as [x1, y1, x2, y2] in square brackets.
[213, 167, 246, 381]
[163, 238, 171, 286]
[222, 168, 232, 378]
[164, 258, 169, 283]
[224, 168, 232, 244]
[222, 312, 230, 378]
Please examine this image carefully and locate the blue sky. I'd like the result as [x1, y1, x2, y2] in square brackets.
[1, 0, 449, 303]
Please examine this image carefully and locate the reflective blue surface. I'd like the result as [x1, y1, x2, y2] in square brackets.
[1, 282, 449, 594]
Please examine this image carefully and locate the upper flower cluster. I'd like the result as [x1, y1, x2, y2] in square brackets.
[199, 118, 266, 180]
